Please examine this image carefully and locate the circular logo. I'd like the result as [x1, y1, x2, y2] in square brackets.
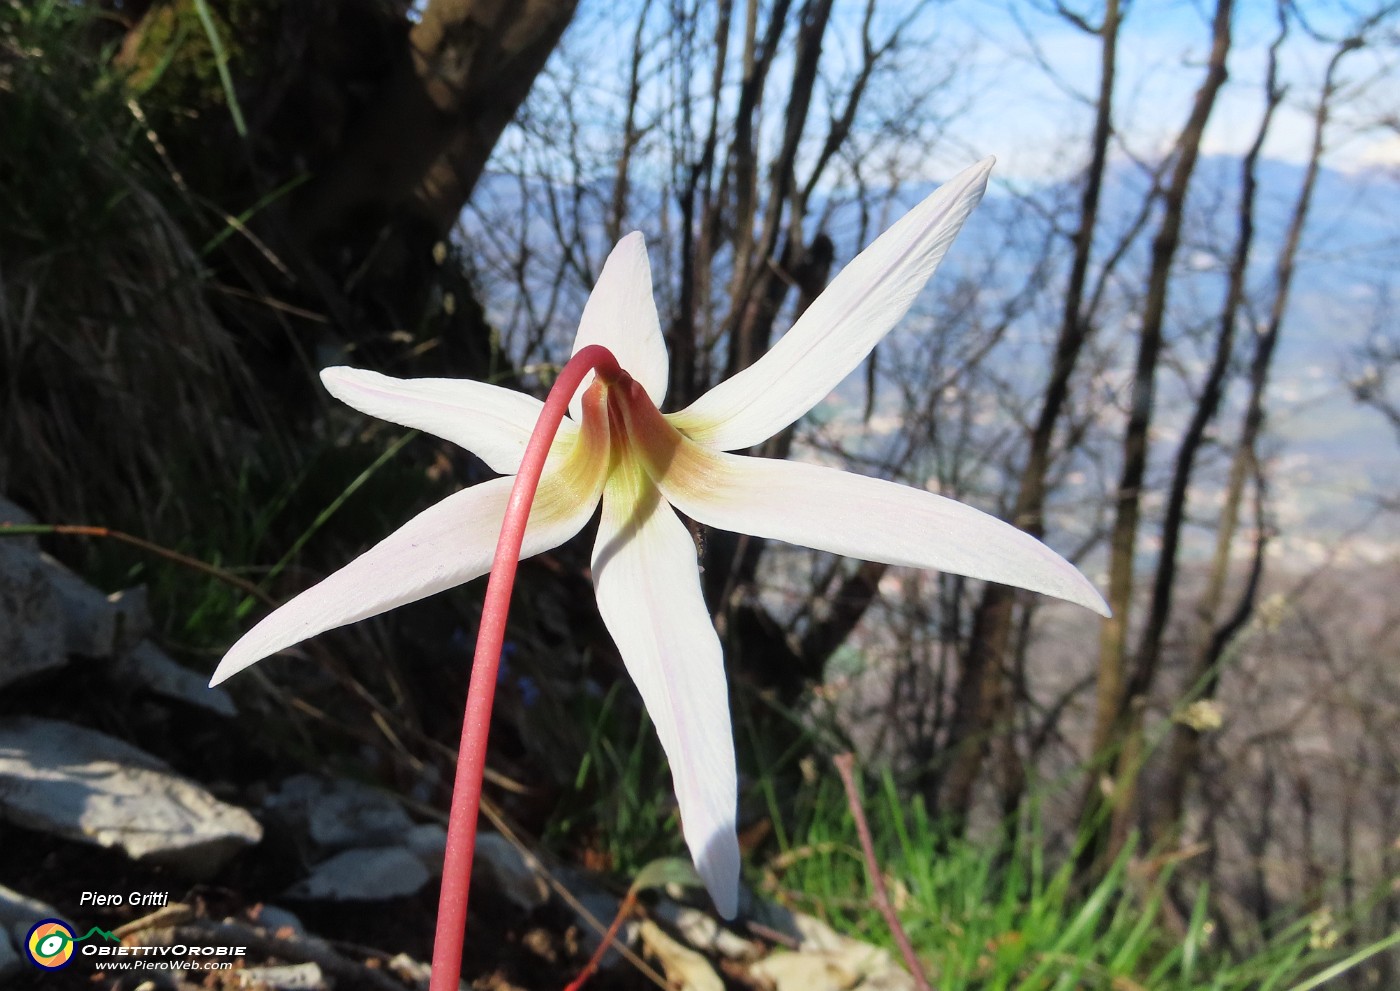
[25, 919, 76, 969]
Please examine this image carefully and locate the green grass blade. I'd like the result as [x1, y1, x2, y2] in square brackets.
[1281, 929, 1400, 991]
[189, 0, 247, 137]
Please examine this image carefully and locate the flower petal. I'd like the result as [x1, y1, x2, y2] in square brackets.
[569, 232, 669, 419]
[321, 367, 576, 475]
[210, 441, 611, 686]
[656, 445, 1111, 616]
[591, 466, 740, 918]
[671, 158, 994, 451]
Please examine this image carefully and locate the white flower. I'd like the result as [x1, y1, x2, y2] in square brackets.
[210, 157, 1107, 917]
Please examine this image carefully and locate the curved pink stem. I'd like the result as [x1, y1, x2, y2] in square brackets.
[430, 345, 624, 991]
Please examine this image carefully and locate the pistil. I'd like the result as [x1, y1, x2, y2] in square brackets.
[430, 345, 624, 991]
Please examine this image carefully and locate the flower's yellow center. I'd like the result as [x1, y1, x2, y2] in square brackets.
[576, 370, 687, 485]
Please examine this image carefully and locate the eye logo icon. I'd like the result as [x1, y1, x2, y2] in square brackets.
[25, 919, 77, 969]
[24, 918, 118, 969]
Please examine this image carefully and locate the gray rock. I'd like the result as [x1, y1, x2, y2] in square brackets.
[744, 888, 802, 936]
[472, 832, 550, 912]
[0, 928, 20, 978]
[264, 774, 415, 851]
[106, 586, 151, 654]
[0, 717, 261, 876]
[245, 904, 306, 937]
[0, 496, 151, 688]
[0, 884, 61, 950]
[406, 822, 447, 875]
[556, 866, 636, 967]
[38, 554, 148, 658]
[0, 541, 66, 687]
[0, 496, 38, 547]
[284, 847, 431, 901]
[116, 640, 236, 718]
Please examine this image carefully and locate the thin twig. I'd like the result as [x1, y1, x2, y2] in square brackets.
[744, 920, 801, 950]
[562, 888, 639, 991]
[0, 523, 275, 605]
[832, 752, 932, 991]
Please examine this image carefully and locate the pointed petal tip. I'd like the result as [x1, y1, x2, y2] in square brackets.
[208, 642, 263, 687]
[207, 655, 241, 688]
[319, 364, 390, 397]
[1061, 566, 1110, 618]
[1050, 558, 1111, 619]
[959, 155, 995, 194]
[318, 365, 378, 401]
[712, 887, 738, 921]
[695, 834, 741, 921]
[670, 155, 996, 450]
[318, 365, 358, 390]
[570, 230, 668, 416]
[1058, 575, 1111, 618]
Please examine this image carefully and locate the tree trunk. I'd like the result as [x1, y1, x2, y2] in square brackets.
[1151, 26, 1361, 846]
[1081, 0, 1233, 871]
[295, 0, 579, 246]
[936, 0, 1120, 828]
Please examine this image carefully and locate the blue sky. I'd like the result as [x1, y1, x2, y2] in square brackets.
[539, 0, 1400, 189]
[899, 0, 1400, 180]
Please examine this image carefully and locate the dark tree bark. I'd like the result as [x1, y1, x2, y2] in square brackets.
[295, 0, 579, 245]
[1129, 11, 1283, 764]
[118, 0, 578, 392]
[1151, 20, 1367, 847]
[936, 0, 1121, 828]
[1082, 0, 1233, 868]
